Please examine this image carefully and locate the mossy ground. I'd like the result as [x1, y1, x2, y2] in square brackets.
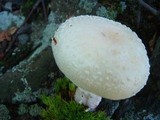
[40, 77, 111, 120]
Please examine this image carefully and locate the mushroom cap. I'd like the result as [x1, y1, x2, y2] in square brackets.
[52, 15, 150, 100]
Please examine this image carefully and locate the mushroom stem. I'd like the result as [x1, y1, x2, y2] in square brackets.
[74, 87, 102, 111]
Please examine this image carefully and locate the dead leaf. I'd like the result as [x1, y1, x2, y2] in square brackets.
[0, 26, 18, 42]
[0, 31, 10, 42]
[8, 26, 18, 35]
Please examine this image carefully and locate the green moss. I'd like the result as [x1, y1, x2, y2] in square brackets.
[40, 95, 111, 120]
[40, 77, 111, 120]
[54, 77, 76, 100]
[54, 77, 70, 94]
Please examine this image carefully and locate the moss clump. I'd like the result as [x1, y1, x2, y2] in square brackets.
[54, 77, 76, 100]
[40, 77, 111, 120]
[54, 77, 71, 94]
[40, 95, 111, 120]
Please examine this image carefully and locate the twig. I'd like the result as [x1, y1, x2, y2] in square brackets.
[112, 99, 133, 120]
[5, 0, 48, 53]
[138, 0, 160, 17]
[137, 4, 142, 28]
[24, 0, 42, 24]
[41, 0, 48, 21]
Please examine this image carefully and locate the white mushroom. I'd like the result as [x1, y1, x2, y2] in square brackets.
[51, 15, 150, 100]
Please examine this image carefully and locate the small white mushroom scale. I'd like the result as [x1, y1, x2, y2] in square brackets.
[51, 15, 150, 100]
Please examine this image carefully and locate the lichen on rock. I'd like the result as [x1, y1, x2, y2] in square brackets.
[0, 104, 11, 120]
[0, 11, 24, 31]
[78, 0, 97, 13]
[96, 6, 117, 19]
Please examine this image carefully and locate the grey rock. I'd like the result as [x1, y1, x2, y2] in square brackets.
[4, 2, 12, 11]
[0, 11, 24, 30]
[0, 47, 57, 103]
[96, 6, 117, 19]
[98, 99, 119, 116]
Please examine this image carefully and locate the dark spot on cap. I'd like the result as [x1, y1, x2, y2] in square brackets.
[52, 38, 57, 45]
